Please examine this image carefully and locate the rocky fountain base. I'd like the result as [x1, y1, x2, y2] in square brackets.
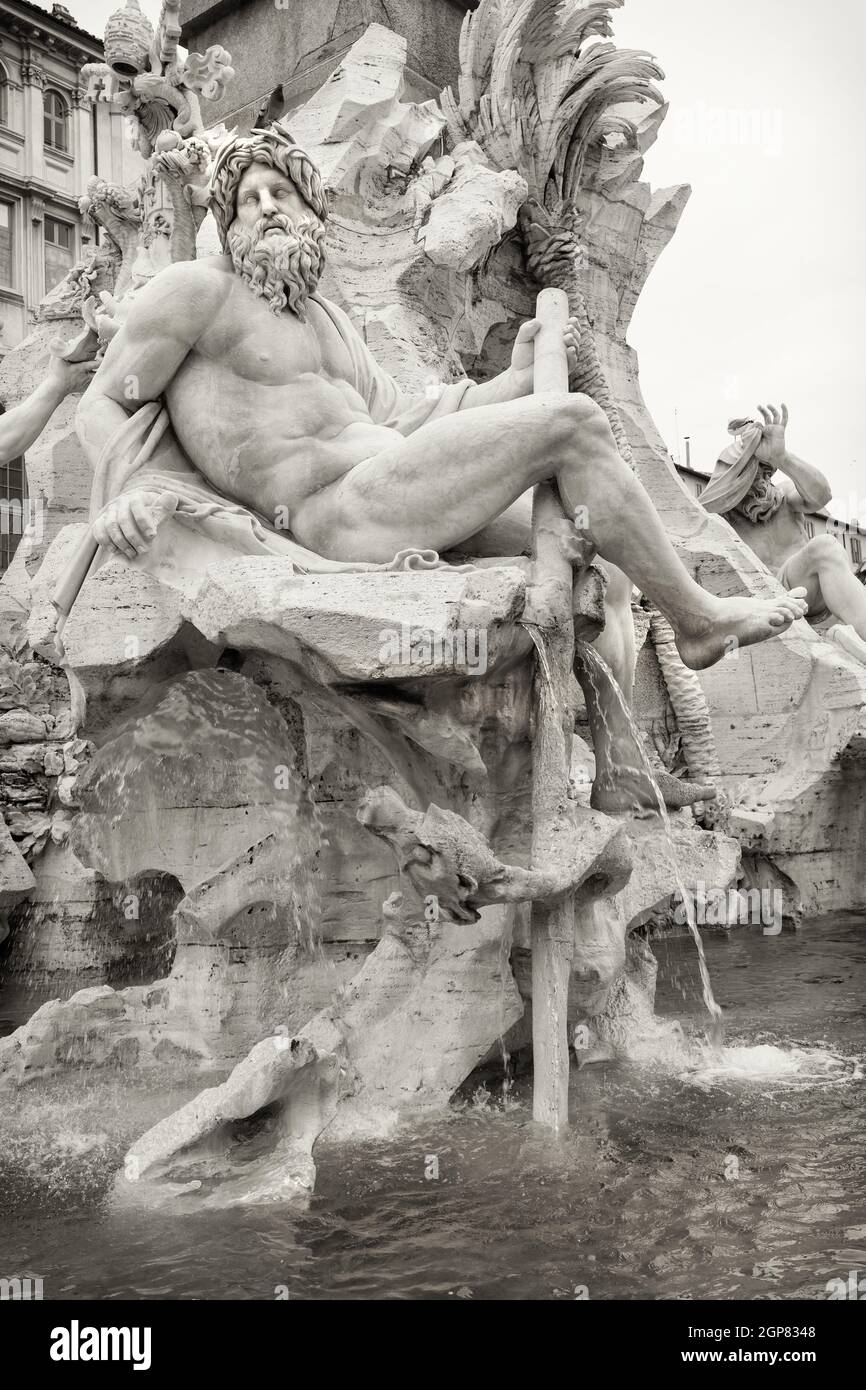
[0, 542, 740, 1207]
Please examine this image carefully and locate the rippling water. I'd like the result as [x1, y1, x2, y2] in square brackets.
[1, 914, 863, 1300]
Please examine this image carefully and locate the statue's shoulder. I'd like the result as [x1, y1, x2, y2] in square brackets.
[147, 254, 234, 308]
[189, 254, 235, 288]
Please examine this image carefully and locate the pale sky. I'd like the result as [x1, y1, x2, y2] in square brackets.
[64, 0, 865, 519]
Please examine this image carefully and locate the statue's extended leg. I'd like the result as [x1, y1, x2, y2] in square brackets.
[291, 391, 807, 670]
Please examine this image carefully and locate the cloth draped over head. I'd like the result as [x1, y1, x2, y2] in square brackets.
[698, 416, 768, 515]
[208, 119, 329, 249]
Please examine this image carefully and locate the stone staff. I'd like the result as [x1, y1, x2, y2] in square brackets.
[529, 286, 579, 1130]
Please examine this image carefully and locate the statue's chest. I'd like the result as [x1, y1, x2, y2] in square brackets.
[228, 316, 320, 382]
[212, 297, 349, 387]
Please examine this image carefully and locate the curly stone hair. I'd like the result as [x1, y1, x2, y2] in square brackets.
[208, 120, 328, 249]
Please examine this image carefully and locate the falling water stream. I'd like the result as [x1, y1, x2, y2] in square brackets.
[575, 641, 723, 1035]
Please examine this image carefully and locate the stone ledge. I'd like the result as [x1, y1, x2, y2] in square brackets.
[35, 530, 532, 685]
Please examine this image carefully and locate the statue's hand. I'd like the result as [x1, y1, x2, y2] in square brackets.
[755, 403, 788, 466]
[92, 489, 180, 561]
[377, 549, 474, 573]
[92, 290, 127, 343]
[510, 314, 580, 391]
[46, 339, 99, 397]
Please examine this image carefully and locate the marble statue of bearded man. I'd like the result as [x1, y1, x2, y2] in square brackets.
[72, 121, 806, 691]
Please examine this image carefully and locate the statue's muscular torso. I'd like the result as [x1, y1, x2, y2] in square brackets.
[163, 260, 402, 521]
[725, 502, 810, 575]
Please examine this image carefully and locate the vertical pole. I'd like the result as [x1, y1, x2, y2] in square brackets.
[530, 287, 576, 1130]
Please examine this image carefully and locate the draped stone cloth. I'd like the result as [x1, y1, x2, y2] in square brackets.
[698, 416, 765, 516]
[58, 294, 476, 613]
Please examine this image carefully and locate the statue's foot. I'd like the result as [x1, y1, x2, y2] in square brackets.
[828, 623, 866, 665]
[590, 766, 716, 814]
[674, 588, 808, 670]
[654, 769, 717, 809]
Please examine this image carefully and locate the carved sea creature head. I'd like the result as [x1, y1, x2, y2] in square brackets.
[209, 121, 328, 319]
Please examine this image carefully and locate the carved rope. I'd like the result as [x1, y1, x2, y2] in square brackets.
[647, 608, 722, 787]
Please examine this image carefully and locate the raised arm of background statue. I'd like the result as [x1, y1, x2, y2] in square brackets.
[756, 403, 833, 512]
[76, 259, 222, 468]
[0, 337, 97, 464]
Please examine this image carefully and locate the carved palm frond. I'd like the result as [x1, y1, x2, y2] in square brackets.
[445, 5, 713, 770]
[442, 0, 663, 217]
[454, 0, 513, 112]
[441, 0, 664, 466]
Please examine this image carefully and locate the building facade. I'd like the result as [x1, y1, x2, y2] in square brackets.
[0, 0, 142, 355]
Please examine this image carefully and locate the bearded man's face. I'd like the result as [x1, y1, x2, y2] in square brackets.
[227, 162, 325, 320]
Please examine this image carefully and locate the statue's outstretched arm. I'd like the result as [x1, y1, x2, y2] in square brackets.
[314, 293, 576, 432]
[0, 342, 96, 464]
[457, 314, 581, 412]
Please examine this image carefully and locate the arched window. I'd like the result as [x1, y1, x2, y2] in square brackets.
[43, 89, 69, 152]
[0, 64, 8, 127]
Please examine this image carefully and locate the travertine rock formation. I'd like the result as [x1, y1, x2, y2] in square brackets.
[112, 898, 522, 1207]
[115, 1032, 342, 1208]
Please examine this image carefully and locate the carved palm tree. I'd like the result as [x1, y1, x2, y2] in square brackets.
[441, 0, 721, 797]
[441, 0, 663, 462]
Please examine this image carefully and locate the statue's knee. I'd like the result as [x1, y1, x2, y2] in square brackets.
[544, 392, 607, 451]
[805, 533, 847, 569]
[567, 391, 606, 425]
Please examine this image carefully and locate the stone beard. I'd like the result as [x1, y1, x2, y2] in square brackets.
[732, 467, 784, 525]
[226, 211, 326, 320]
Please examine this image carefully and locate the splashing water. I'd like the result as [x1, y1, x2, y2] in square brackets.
[1, 909, 863, 1300]
[685, 1041, 863, 1090]
[590, 1009, 863, 1091]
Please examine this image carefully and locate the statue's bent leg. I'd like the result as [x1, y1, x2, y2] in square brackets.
[291, 392, 808, 669]
[781, 535, 866, 640]
[291, 393, 590, 560]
